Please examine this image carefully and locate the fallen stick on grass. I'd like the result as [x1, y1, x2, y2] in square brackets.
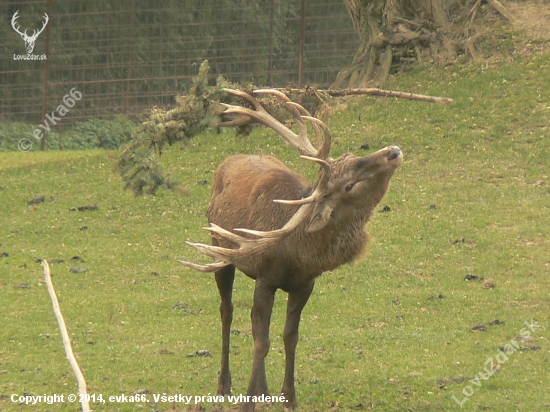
[275, 87, 454, 104]
[327, 88, 454, 104]
[42, 260, 90, 412]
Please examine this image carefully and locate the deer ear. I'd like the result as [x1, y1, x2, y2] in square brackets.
[305, 201, 334, 233]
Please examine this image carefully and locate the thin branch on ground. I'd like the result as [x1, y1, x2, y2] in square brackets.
[43, 260, 90, 412]
[277, 87, 454, 104]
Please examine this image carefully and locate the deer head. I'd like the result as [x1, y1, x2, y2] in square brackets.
[11, 11, 49, 54]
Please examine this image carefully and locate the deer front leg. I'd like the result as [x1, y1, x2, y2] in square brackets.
[215, 265, 236, 397]
[282, 281, 315, 410]
[242, 280, 276, 412]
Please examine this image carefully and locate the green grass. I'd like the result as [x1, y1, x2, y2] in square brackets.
[1, 51, 549, 411]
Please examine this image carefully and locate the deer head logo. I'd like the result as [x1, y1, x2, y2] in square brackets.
[11, 11, 49, 54]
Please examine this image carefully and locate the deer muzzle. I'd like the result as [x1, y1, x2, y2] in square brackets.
[370, 145, 403, 166]
[388, 146, 402, 162]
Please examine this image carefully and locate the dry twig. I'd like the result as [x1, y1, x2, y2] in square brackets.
[42, 260, 90, 412]
[277, 87, 454, 104]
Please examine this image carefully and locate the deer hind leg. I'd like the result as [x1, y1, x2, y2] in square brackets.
[282, 281, 315, 410]
[215, 264, 236, 397]
[242, 279, 276, 412]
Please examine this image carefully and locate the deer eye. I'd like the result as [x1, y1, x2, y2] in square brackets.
[345, 182, 355, 192]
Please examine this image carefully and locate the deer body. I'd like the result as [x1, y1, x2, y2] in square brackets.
[208, 153, 384, 284]
[179, 90, 402, 411]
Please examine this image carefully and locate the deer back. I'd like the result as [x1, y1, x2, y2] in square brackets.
[208, 154, 309, 240]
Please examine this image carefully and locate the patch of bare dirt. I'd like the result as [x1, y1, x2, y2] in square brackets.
[505, 0, 550, 41]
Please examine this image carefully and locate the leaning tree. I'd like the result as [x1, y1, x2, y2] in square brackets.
[334, 0, 514, 88]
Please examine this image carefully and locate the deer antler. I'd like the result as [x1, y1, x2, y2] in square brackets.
[32, 13, 49, 40]
[11, 11, 49, 40]
[11, 11, 49, 54]
[179, 194, 318, 271]
[178, 89, 334, 272]
[11, 11, 26, 37]
[220, 89, 331, 159]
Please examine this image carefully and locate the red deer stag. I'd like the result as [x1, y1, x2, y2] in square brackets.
[179, 89, 403, 411]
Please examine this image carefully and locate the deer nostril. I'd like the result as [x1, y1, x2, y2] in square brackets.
[388, 146, 401, 161]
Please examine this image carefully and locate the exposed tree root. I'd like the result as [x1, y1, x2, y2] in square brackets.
[487, 0, 515, 22]
[335, 0, 517, 89]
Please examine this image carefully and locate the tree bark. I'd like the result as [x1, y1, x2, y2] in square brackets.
[334, 0, 391, 88]
[334, 0, 502, 88]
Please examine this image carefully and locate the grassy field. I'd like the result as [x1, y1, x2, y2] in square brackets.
[1, 48, 549, 411]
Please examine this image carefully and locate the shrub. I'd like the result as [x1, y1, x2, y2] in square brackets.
[0, 116, 137, 151]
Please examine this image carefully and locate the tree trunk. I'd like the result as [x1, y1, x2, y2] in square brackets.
[333, 0, 498, 88]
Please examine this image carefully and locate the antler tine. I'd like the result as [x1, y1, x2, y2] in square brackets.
[184, 241, 237, 261]
[282, 102, 317, 155]
[179, 221, 286, 270]
[253, 89, 318, 155]
[204, 223, 248, 243]
[234, 201, 316, 239]
[236, 153, 333, 238]
[300, 154, 330, 171]
[11, 11, 25, 36]
[223, 88, 263, 110]
[285, 102, 327, 159]
[178, 254, 229, 273]
[253, 88, 291, 102]
[301, 115, 332, 160]
[273, 155, 330, 207]
[273, 197, 315, 206]
[253, 89, 330, 159]
[237, 176, 332, 240]
[35, 13, 49, 36]
[221, 88, 318, 157]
